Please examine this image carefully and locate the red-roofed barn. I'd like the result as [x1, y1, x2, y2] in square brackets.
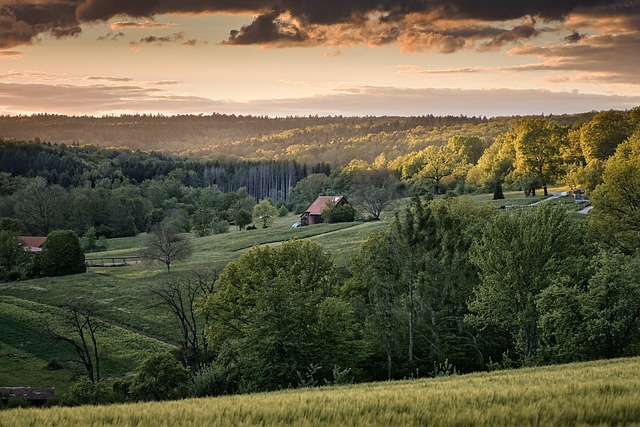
[19, 236, 47, 253]
[300, 196, 349, 226]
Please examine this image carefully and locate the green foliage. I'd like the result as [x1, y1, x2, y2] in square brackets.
[469, 206, 581, 364]
[59, 378, 117, 406]
[0, 231, 29, 281]
[40, 230, 86, 277]
[228, 206, 253, 231]
[447, 135, 487, 165]
[348, 197, 486, 379]
[197, 240, 357, 391]
[190, 207, 215, 237]
[211, 218, 230, 234]
[589, 132, 640, 254]
[580, 110, 634, 163]
[538, 252, 640, 362]
[252, 199, 278, 228]
[512, 118, 568, 196]
[341, 167, 402, 219]
[290, 173, 331, 208]
[129, 353, 190, 401]
[321, 202, 356, 223]
[277, 205, 289, 217]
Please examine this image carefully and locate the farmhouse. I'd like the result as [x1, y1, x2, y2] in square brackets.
[300, 195, 349, 225]
[19, 236, 46, 253]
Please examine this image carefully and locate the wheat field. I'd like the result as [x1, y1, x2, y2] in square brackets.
[1, 357, 640, 426]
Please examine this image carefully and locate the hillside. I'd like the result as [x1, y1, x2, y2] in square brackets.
[1, 356, 639, 426]
[0, 213, 390, 392]
[0, 113, 595, 165]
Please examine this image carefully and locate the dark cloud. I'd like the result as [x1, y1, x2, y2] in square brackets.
[110, 21, 177, 29]
[225, 9, 310, 45]
[0, 0, 637, 50]
[96, 31, 125, 41]
[564, 31, 586, 43]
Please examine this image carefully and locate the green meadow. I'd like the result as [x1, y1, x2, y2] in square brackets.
[0, 189, 588, 394]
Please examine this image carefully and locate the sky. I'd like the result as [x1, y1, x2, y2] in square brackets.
[1, 1, 640, 117]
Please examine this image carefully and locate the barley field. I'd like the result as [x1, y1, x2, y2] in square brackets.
[1, 357, 639, 427]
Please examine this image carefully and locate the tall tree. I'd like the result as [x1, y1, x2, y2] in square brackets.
[539, 251, 640, 362]
[348, 197, 487, 378]
[416, 146, 460, 195]
[513, 118, 567, 196]
[580, 110, 634, 163]
[47, 300, 102, 383]
[589, 131, 640, 254]
[190, 207, 215, 237]
[151, 269, 218, 367]
[197, 240, 355, 391]
[346, 168, 402, 220]
[0, 230, 28, 281]
[141, 220, 193, 272]
[469, 206, 580, 364]
[13, 177, 66, 235]
[447, 135, 487, 165]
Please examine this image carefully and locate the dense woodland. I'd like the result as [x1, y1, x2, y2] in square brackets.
[1, 108, 640, 405]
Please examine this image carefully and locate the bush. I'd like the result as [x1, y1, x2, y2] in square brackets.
[129, 353, 190, 402]
[60, 379, 117, 406]
[277, 205, 289, 217]
[190, 364, 222, 397]
[322, 204, 356, 223]
[40, 230, 86, 277]
[211, 219, 230, 235]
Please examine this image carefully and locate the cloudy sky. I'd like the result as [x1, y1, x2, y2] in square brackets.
[1, 0, 640, 117]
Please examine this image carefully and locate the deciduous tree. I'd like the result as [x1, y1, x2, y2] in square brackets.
[589, 132, 640, 254]
[252, 199, 278, 228]
[580, 110, 634, 163]
[469, 206, 580, 364]
[151, 269, 218, 366]
[141, 220, 193, 272]
[513, 118, 567, 196]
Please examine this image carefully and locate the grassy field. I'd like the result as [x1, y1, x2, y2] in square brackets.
[0, 189, 588, 392]
[1, 356, 637, 426]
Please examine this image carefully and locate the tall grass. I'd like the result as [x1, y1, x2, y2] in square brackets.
[2, 357, 639, 426]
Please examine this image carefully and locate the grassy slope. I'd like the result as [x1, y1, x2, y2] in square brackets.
[1, 357, 638, 426]
[0, 189, 586, 390]
[0, 214, 388, 389]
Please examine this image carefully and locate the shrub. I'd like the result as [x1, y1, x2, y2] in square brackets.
[60, 379, 116, 406]
[211, 219, 229, 235]
[40, 230, 86, 277]
[322, 204, 356, 223]
[129, 353, 190, 401]
[278, 205, 289, 217]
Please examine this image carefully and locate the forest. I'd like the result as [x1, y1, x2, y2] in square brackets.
[1, 107, 640, 406]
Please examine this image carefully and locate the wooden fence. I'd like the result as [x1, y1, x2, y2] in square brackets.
[85, 256, 142, 267]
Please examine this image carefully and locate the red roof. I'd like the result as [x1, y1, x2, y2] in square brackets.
[19, 236, 47, 249]
[305, 196, 348, 215]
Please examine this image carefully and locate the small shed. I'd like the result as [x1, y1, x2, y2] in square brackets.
[0, 387, 55, 406]
[300, 196, 349, 225]
[19, 236, 47, 253]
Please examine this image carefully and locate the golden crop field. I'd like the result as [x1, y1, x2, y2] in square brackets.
[2, 357, 640, 427]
